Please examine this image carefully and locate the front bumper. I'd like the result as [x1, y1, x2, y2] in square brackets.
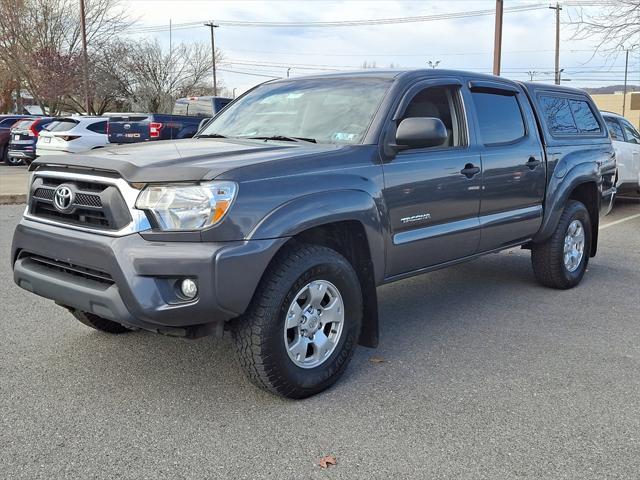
[12, 219, 286, 334]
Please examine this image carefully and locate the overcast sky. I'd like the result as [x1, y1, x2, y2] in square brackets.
[121, 0, 640, 94]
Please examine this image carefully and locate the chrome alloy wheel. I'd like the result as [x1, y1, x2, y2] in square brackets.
[563, 219, 585, 272]
[283, 280, 345, 369]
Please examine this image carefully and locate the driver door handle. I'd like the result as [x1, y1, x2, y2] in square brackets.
[526, 157, 542, 170]
[460, 163, 481, 178]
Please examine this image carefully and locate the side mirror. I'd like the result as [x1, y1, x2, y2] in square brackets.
[394, 117, 448, 150]
[198, 117, 212, 132]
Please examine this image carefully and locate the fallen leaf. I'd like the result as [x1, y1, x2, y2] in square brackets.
[319, 455, 337, 469]
[369, 357, 385, 363]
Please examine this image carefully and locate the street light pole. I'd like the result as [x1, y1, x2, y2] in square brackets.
[204, 22, 219, 96]
[79, 0, 90, 114]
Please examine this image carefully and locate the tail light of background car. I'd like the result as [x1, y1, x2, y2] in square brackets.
[29, 120, 40, 137]
[150, 122, 163, 138]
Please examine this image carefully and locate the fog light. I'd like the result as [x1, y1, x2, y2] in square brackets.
[180, 279, 198, 299]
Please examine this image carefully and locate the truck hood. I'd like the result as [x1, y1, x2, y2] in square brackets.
[30, 138, 347, 182]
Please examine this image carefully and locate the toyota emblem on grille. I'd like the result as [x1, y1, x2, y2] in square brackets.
[53, 185, 74, 212]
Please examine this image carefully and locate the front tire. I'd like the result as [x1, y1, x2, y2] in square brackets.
[531, 200, 592, 289]
[71, 310, 131, 334]
[232, 243, 363, 399]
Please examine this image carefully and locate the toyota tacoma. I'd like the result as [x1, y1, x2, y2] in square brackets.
[12, 70, 616, 398]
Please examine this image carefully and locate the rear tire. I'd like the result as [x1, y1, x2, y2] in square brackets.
[232, 243, 363, 399]
[531, 200, 592, 289]
[71, 310, 131, 334]
[3, 144, 23, 165]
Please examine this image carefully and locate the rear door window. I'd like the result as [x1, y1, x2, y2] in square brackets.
[87, 121, 107, 134]
[471, 91, 525, 145]
[605, 118, 624, 141]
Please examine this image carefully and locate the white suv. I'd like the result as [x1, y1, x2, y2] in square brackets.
[37, 116, 109, 156]
[602, 112, 640, 197]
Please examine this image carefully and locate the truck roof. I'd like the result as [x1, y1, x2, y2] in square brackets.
[273, 69, 591, 97]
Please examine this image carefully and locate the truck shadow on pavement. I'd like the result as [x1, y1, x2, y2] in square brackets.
[58, 249, 590, 402]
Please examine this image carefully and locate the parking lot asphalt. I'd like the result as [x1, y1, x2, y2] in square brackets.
[0, 166, 29, 203]
[1, 201, 639, 480]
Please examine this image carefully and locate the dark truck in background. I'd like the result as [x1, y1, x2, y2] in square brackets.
[107, 96, 232, 144]
[12, 70, 616, 398]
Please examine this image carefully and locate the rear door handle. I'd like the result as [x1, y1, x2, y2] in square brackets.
[460, 163, 481, 178]
[526, 157, 542, 170]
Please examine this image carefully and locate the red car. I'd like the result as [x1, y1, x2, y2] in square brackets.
[0, 115, 34, 165]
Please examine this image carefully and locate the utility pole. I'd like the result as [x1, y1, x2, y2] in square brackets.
[204, 22, 219, 96]
[427, 60, 441, 69]
[549, 3, 562, 85]
[169, 19, 172, 57]
[623, 48, 629, 117]
[620, 44, 638, 117]
[286, 67, 291, 78]
[527, 70, 538, 82]
[493, 0, 503, 76]
[79, 0, 90, 114]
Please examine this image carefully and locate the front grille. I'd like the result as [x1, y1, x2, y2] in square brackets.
[29, 176, 131, 231]
[33, 188, 102, 208]
[34, 203, 110, 227]
[33, 188, 54, 200]
[20, 252, 114, 285]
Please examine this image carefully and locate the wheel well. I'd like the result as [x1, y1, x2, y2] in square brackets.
[568, 182, 599, 257]
[290, 221, 379, 348]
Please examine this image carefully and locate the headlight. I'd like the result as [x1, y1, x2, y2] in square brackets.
[135, 181, 237, 231]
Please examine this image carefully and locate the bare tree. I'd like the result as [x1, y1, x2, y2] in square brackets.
[0, 0, 130, 114]
[568, 1, 640, 54]
[121, 40, 219, 113]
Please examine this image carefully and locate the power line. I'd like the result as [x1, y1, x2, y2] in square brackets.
[124, 4, 550, 34]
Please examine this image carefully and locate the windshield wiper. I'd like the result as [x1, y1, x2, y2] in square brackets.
[197, 133, 228, 139]
[244, 135, 317, 144]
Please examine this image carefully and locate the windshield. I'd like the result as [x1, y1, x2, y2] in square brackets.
[200, 78, 392, 145]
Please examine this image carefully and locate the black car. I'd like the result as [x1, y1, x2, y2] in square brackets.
[0, 115, 34, 165]
[8, 117, 55, 165]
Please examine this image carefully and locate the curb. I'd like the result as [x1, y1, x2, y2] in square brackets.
[0, 194, 27, 205]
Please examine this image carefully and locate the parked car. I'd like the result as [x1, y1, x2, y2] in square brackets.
[602, 111, 640, 197]
[8, 117, 55, 165]
[172, 96, 233, 117]
[12, 70, 616, 398]
[0, 115, 34, 165]
[36, 116, 109, 156]
[107, 113, 212, 144]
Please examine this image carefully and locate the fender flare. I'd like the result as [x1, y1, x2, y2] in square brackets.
[248, 189, 387, 284]
[533, 160, 601, 247]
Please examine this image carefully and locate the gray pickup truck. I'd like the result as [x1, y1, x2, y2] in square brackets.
[12, 70, 616, 398]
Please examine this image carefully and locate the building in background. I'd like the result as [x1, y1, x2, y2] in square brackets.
[591, 92, 640, 129]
